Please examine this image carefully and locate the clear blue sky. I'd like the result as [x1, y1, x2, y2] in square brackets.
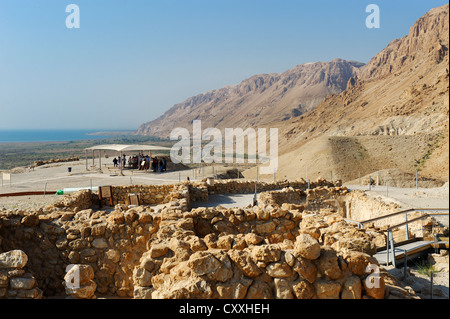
[0, 0, 448, 130]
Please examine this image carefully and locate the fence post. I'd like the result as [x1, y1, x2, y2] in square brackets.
[431, 272, 434, 299]
[403, 253, 408, 281]
[386, 178, 389, 197]
[369, 176, 372, 191]
[405, 213, 409, 240]
[386, 231, 390, 266]
[390, 231, 396, 267]
[416, 171, 418, 189]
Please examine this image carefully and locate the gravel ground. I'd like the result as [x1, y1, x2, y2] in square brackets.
[0, 194, 60, 211]
[346, 183, 449, 226]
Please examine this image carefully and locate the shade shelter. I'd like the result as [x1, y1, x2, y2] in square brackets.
[84, 144, 172, 175]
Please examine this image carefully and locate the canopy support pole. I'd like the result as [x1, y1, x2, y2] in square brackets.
[120, 151, 124, 176]
[99, 150, 102, 172]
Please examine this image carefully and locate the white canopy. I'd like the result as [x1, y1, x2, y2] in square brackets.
[84, 144, 172, 174]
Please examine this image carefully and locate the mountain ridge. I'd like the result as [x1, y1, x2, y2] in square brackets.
[137, 59, 365, 137]
[268, 4, 449, 183]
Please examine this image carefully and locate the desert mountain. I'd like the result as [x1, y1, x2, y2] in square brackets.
[137, 59, 364, 138]
[266, 4, 449, 184]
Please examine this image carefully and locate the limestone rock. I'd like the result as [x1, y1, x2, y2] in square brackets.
[293, 256, 317, 283]
[315, 247, 341, 280]
[343, 251, 379, 276]
[266, 262, 293, 278]
[251, 245, 281, 263]
[292, 279, 315, 299]
[363, 273, 386, 299]
[228, 250, 262, 278]
[246, 280, 273, 299]
[274, 278, 294, 299]
[341, 276, 362, 299]
[294, 234, 321, 260]
[314, 278, 341, 299]
[0, 250, 28, 269]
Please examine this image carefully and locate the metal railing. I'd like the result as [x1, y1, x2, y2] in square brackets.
[385, 210, 449, 267]
[345, 208, 449, 267]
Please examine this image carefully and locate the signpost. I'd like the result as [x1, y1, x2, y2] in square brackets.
[2, 173, 11, 187]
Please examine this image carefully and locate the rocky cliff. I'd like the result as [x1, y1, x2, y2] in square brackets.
[269, 4, 449, 183]
[137, 59, 364, 138]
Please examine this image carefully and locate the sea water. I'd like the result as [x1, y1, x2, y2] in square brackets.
[0, 129, 110, 143]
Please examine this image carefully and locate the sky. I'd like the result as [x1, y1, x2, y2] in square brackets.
[0, 0, 448, 131]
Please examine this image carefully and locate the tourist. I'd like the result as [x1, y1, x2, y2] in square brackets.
[146, 155, 150, 170]
[153, 157, 158, 172]
[113, 157, 118, 167]
[140, 158, 146, 170]
[163, 158, 167, 171]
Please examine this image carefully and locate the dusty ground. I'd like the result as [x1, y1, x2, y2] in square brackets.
[1, 159, 448, 300]
[386, 261, 449, 299]
[0, 159, 255, 210]
[2, 159, 448, 212]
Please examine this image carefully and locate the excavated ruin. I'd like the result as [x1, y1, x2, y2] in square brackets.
[0, 179, 424, 299]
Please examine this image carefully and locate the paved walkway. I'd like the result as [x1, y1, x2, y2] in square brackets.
[191, 194, 256, 209]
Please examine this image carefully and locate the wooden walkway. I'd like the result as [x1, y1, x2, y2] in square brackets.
[374, 240, 449, 266]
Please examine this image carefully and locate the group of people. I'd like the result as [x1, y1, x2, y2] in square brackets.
[112, 154, 168, 173]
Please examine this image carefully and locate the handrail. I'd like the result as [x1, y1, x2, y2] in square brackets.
[381, 208, 449, 267]
[360, 208, 449, 225]
[386, 212, 449, 231]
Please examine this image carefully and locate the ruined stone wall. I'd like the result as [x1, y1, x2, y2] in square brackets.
[53, 189, 96, 211]
[0, 250, 43, 299]
[111, 184, 175, 206]
[0, 184, 191, 299]
[132, 203, 414, 299]
[343, 190, 431, 238]
[206, 179, 338, 195]
[0, 183, 418, 299]
[0, 208, 159, 297]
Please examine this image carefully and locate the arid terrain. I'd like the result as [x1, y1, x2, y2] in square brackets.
[137, 4, 449, 187]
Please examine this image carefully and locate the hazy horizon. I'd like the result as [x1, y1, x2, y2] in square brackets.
[1, 0, 448, 131]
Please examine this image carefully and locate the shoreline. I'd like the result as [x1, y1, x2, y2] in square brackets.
[0, 134, 171, 171]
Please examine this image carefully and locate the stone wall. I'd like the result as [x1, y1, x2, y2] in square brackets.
[111, 184, 175, 206]
[132, 202, 415, 299]
[33, 156, 80, 168]
[342, 190, 435, 239]
[0, 207, 160, 297]
[0, 185, 191, 299]
[54, 190, 96, 212]
[0, 181, 419, 299]
[0, 250, 43, 299]
[206, 178, 339, 195]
